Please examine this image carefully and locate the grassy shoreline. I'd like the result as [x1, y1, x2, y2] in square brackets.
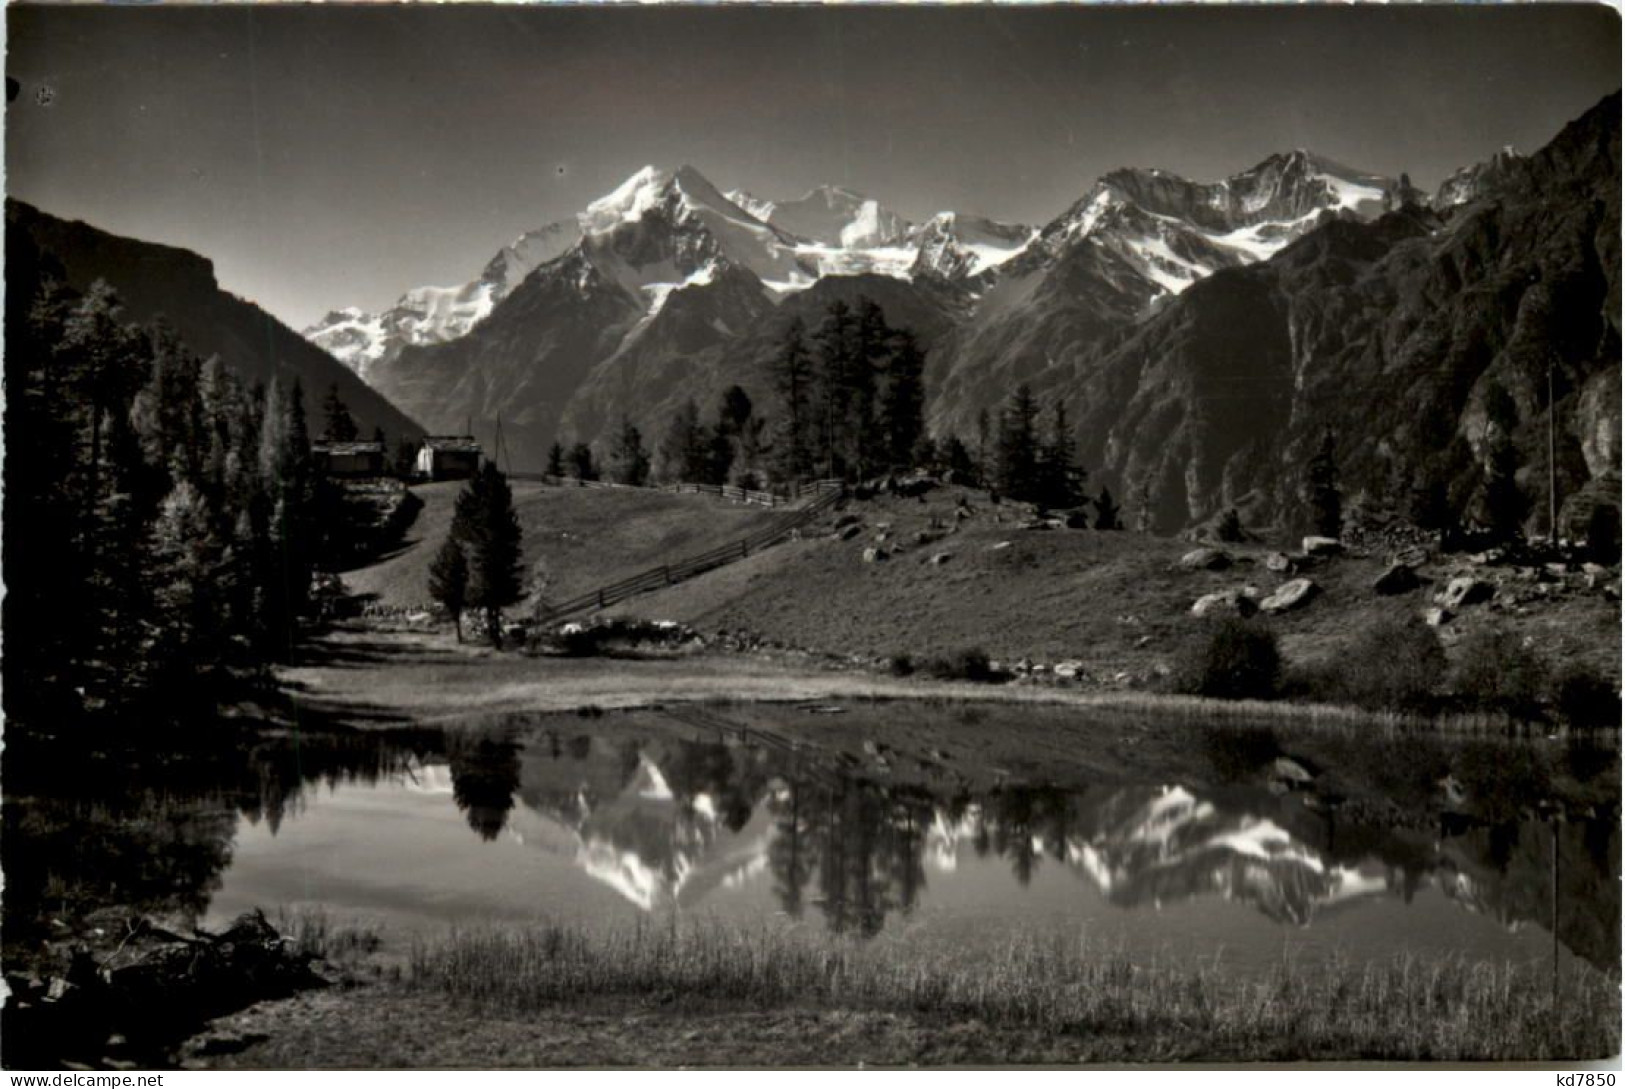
[193, 916, 1620, 1066]
[282, 627, 1592, 739]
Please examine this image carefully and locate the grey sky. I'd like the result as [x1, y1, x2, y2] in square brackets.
[7, 4, 1619, 328]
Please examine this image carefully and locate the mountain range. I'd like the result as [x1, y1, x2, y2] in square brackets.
[301, 96, 1618, 533]
[15, 93, 1614, 536]
[317, 146, 1424, 484]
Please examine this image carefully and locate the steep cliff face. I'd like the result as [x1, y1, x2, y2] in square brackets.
[6, 200, 424, 442]
[1052, 93, 1620, 533]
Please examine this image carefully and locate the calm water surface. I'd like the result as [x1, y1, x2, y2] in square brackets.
[7, 709, 1618, 980]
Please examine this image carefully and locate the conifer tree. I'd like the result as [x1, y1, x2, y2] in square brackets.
[546, 440, 566, 478]
[1035, 401, 1085, 509]
[256, 377, 319, 658]
[321, 382, 359, 442]
[718, 385, 753, 440]
[568, 442, 597, 481]
[707, 425, 736, 486]
[941, 435, 978, 481]
[852, 298, 889, 472]
[608, 416, 652, 486]
[771, 317, 814, 484]
[452, 463, 525, 647]
[658, 400, 713, 483]
[811, 300, 861, 479]
[880, 328, 926, 469]
[149, 478, 228, 695]
[428, 535, 470, 642]
[995, 385, 1040, 502]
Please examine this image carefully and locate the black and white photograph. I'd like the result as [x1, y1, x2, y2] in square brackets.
[2, 0, 1621, 1072]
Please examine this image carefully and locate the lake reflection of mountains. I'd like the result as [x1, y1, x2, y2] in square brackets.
[430, 731, 1618, 965]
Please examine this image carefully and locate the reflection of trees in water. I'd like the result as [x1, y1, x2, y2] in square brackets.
[767, 783, 812, 919]
[447, 730, 522, 841]
[752, 762, 1618, 966]
[762, 778, 934, 936]
[2, 725, 440, 948]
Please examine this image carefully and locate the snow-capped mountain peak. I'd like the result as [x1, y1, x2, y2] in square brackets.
[1000, 148, 1415, 303]
[579, 164, 673, 233]
[724, 189, 777, 223]
[765, 183, 913, 248]
[909, 211, 1038, 280]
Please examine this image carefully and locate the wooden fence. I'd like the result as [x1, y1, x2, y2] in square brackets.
[533, 482, 845, 623]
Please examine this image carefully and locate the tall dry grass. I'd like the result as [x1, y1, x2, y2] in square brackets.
[407, 921, 1620, 1061]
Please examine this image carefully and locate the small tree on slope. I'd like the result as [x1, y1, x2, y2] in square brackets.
[428, 535, 469, 642]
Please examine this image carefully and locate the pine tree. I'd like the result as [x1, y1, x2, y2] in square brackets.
[1035, 401, 1085, 509]
[60, 283, 156, 703]
[568, 442, 597, 481]
[132, 320, 205, 487]
[608, 416, 651, 486]
[851, 298, 889, 473]
[714, 386, 754, 485]
[811, 300, 861, 479]
[428, 536, 469, 642]
[546, 441, 566, 479]
[941, 435, 977, 482]
[452, 463, 525, 647]
[718, 385, 753, 439]
[1306, 431, 1342, 539]
[5, 275, 85, 715]
[707, 425, 736, 486]
[149, 478, 229, 697]
[256, 377, 318, 659]
[321, 382, 359, 442]
[659, 400, 711, 483]
[771, 317, 814, 484]
[880, 327, 926, 470]
[995, 385, 1040, 502]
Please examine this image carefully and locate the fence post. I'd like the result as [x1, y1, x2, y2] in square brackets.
[597, 588, 605, 609]
[740, 540, 748, 559]
[663, 565, 671, 585]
